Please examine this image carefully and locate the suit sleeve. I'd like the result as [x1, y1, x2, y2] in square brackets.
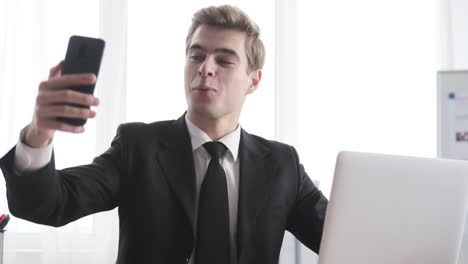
[285, 147, 328, 254]
[0, 125, 126, 227]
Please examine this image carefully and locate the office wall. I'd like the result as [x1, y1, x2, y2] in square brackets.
[450, 0, 468, 69]
[440, 0, 468, 69]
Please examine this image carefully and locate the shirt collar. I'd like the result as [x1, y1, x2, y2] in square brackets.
[185, 114, 241, 162]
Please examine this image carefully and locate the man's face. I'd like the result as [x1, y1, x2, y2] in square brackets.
[184, 25, 261, 121]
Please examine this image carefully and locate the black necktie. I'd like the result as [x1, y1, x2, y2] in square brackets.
[195, 141, 230, 264]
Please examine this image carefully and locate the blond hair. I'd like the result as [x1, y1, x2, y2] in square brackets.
[186, 5, 265, 73]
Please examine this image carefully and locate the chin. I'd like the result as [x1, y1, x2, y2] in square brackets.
[189, 105, 217, 119]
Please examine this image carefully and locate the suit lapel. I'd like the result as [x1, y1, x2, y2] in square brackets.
[156, 115, 196, 236]
[237, 130, 275, 259]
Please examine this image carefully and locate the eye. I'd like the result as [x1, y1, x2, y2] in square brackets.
[217, 59, 234, 66]
[190, 54, 205, 62]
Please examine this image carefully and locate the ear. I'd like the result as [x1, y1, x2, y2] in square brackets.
[247, 69, 262, 94]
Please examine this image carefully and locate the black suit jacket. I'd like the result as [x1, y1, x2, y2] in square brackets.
[0, 115, 328, 264]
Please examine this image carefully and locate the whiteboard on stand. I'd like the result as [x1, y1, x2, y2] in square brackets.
[438, 70, 468, 159]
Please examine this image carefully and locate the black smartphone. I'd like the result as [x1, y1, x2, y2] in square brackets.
[57, 35, 105, 126]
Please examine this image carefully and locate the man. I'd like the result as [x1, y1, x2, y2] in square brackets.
[0, 5, 327, 264]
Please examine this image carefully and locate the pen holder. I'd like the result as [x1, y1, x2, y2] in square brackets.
[0, 230, 4, 264]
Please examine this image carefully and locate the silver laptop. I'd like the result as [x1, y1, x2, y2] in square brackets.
[318, 151, 468, 264]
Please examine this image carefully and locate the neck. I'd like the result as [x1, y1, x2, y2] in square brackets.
[187, 111, 239, 141]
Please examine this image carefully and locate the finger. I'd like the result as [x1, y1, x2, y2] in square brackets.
[48, 61, 64, 79]
[39, 73, 96, 91]
[38, 118, 85, 133]
[37, 90, 100, 107]
[36, 104, 97, 119]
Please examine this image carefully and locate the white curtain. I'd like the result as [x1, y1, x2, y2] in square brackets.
[0, 0, 125, 263]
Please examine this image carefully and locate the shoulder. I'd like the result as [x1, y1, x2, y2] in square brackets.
[111, 119, 179, 146]
[117, 120, 174, 136]
[242, 130, 299, 161]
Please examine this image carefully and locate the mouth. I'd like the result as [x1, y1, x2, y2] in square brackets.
[192, 85, 217, 93]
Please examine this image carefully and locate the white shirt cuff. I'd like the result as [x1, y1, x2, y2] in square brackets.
[13, 128, 53, 173]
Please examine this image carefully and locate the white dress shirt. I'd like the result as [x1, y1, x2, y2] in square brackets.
[14, 117, 241, 264]
[14, 127, 54, 173]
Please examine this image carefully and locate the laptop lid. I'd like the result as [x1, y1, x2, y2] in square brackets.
[318, 151, 468, 264]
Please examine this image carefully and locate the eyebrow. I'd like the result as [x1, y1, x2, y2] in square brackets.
[189, 44, 239, 58]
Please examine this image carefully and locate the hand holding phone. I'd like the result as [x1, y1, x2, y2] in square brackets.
[24, 36, 104, 148]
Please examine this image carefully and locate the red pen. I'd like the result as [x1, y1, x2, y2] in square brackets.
[0, 214, 9, 229]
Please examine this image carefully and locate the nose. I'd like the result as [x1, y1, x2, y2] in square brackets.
[198, 58, 216, 77]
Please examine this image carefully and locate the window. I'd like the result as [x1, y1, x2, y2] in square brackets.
[297, 0, 437, 196]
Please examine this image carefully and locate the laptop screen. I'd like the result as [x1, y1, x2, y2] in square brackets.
[318, 151, 468, 264]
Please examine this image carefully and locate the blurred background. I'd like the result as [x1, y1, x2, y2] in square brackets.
[0, 0, 466, 263]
